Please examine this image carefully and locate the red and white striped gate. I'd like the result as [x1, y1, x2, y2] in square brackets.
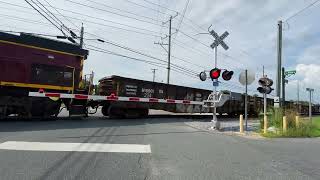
[28, 92, 205, 105]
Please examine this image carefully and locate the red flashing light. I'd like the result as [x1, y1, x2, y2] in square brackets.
[210, 68, 221, 80]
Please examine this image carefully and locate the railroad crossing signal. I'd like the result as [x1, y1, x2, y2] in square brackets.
[209, 30, 229, 50]
[257, 77, 274, 94]
[199, 69, 233, 81]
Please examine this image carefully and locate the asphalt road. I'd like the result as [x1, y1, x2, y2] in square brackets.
[0, 117, 319, 180]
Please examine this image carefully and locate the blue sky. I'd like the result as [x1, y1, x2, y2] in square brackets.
[0, 0, 319, 103]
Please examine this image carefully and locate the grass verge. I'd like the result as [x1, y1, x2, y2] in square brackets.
[260, 108, 320, 138]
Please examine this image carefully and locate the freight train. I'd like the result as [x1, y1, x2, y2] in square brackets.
[0, 32, 319, 119]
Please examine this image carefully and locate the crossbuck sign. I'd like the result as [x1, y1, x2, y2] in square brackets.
[210, 30, 229, 50]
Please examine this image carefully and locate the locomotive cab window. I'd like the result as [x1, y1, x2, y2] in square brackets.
[31, 64, 73, 86]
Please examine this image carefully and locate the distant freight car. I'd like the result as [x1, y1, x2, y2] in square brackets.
[97, 75, 265, 118]
[97, 75, 212, 117]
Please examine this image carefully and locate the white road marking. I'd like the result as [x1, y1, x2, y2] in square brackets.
[0, 141, 151, 153]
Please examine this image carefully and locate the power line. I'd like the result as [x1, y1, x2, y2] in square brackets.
[124, 0, 200, 33]
[65, 0, 164, 27]
[284, 0, 320, 22]
[0, 13, 52, 27]
[124, 0, 170, 17]
[85, 0, 161, 23]
[33, 0, 68, 31]
[24, 0, 65, 35]
[87, 45, 199, 79]
[42, 0, 79, 29]
[84, 32, 199, 75]
[0, 4, 162, 38]
[178, 30, 247, 68]
[141, 0, 179, 13]
[0, 1, 161, 35]
[173, 0, 190, 40]
[87, 44, 166, 66]
[172, 38, 244, 69]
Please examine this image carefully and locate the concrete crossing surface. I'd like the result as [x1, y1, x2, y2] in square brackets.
[0, 117, 319, 180]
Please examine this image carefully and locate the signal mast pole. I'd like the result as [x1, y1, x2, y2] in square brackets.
[263, 66, 267, 133]
[213, 45, 218, 121]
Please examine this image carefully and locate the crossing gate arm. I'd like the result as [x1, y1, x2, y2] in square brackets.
[28, 92, 204, 105]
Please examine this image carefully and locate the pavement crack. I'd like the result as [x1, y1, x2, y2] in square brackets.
[182, 153, 193, 160]
[138, 154, 143, 169]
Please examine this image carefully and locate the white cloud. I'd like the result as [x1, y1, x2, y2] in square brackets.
[286, 64, 320, 102]
[296, 64, 320, 87]
[296, 45, 320, 64]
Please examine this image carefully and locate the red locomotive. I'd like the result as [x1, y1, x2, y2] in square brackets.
[0, 32, 88, 117]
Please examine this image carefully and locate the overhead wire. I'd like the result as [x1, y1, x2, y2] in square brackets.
[0, 3, 162, 38]
[173, 0, 190, 40]
[83, 32, 199, 75]
[0, 1, 161, 35]
[0, 13, 52, 27]
[65, 0, 165, 27]
[172, 38, 244, 69]
[85, 0, 161, 23]
[24, 0, 66, 35]
[33, 0, 69, 32]
[141, 0, 178, 13]
[284, 0, 320, 22]
[87, 45, 199, 79]
[42, 0, 79, 29]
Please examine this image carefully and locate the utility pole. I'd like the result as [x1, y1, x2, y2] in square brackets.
[79, 23, 84, 48]
[306, 88, 314, 122]
[151, 68, 157, 82]
[276, 20, 283, 106]
[154, 14, 177, 84]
